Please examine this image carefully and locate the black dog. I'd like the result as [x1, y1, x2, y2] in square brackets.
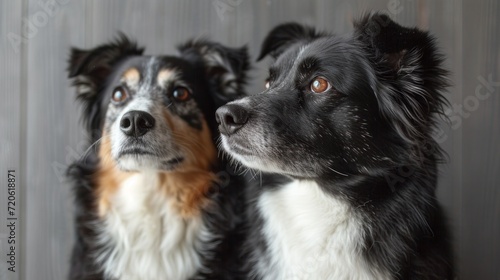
[67, 35, 248, 279]
[217, 13, 453, 279]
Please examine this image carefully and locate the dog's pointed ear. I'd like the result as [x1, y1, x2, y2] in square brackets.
[257, 23, 321, 61]
[354, 13, 429, 72]
[354, 13, 448, 146]
[68, 34, 144, 133]
[178, 40, 249, 104]
[68, 33, 144, 98]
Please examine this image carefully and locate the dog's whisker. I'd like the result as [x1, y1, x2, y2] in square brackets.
[81, 137, 103, 163]
[327, 166, 348, 177]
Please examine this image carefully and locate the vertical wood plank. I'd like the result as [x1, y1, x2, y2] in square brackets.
[0, 2, 23, 279]
[426, 0, 465, 275]
[461, 0, 500, 278]
[24, 1, 87, 279]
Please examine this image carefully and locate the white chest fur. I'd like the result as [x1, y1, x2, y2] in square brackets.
[256, 180, 388, 280]
[96, 173, 206, 280]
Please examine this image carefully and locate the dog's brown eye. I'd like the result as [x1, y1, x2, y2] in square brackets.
[310, 77, 331, 93]
[265, 81, 270, 89]
[112, 86, 128, 103]
[172, 87, 191, 101]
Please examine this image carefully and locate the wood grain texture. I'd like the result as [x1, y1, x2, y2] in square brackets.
[0, 1, 23, 280]
[461, 0, 500, 278]
[24, 1, 87, 279]
[0, 0, 497, 279]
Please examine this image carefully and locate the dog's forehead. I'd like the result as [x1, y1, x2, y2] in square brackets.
[273, 36, 361, 73]
[266, 36, 372, 96]
[114, 56, 197, 89]
[119, 55, 194, 71]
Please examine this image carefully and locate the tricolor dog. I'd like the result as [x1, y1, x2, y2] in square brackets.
[67, 35, 248, 279]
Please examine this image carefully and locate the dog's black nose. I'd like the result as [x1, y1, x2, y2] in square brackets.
[120, 110, 155, 137]
[216, 104, 249, 135]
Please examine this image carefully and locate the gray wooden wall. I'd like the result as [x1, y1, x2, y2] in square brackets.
[0, 0, 498, 279]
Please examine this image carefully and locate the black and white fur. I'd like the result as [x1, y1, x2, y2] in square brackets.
[67, 35, 248, 279]
[217, 13, 454, 279]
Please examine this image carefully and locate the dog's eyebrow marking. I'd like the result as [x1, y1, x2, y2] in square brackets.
[157, 69, 179, 88]
[121, 67, 140, 88]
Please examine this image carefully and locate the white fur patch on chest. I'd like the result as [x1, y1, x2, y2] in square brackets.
[96, 172, 206, 280]
[256, 180, 388, 280]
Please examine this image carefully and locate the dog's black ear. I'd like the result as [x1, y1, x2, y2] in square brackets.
[257, 23, 321, 61]
[354, 13, 448, 147]
[68, 34, 144, 98]
[68, 34, 144, 134]
[354, 13, 430, 71]
[178, 40, 249, 105]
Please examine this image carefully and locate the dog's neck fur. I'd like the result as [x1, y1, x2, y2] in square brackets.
[93, 136, 216, 279]
[254, 179, 390, 280]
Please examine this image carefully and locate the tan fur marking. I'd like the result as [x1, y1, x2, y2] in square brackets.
[95, 133, 134, 217]
[161, 110, 218, 217]
[157, 69, 176, 88]
[122, 67, 140, 88]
